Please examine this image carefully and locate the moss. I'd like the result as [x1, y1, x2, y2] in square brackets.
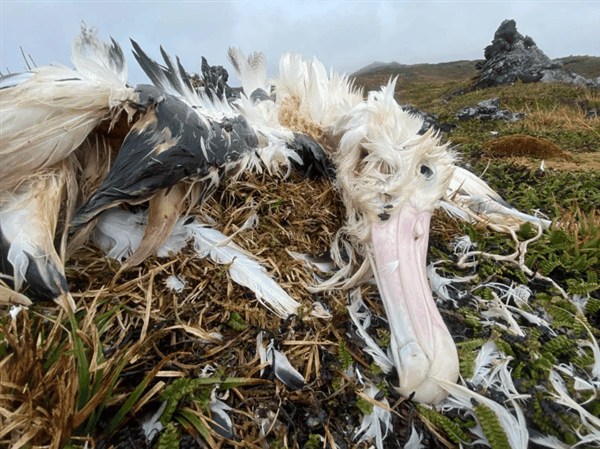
[482, 134, 570, 160]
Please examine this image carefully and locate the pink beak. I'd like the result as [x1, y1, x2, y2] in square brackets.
[370, 203, 458, 403]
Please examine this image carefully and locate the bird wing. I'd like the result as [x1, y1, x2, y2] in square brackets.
[72, 83, 259, 227]
[0, 161, 75, 311]
[130, 39, 200, 107]
[0, 25, 133, 195]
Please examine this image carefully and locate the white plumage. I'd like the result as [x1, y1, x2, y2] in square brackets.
[0, 26, 132, 196]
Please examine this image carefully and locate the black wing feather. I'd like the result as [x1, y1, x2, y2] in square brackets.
[73, 85, 258, 227]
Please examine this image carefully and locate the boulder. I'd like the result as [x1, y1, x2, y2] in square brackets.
[476, 20, 599, 89]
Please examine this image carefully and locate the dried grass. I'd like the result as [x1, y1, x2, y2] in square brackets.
[3, 168, 422, 447]
[520, 102, 600, 136]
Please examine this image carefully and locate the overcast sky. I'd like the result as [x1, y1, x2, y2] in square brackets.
[1, 1, 598, 86]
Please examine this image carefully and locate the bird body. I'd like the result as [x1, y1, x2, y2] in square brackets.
[0, 26, 549, 405]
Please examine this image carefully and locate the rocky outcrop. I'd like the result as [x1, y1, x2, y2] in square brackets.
[476, 20, 599, 89]
[402, 105, 457, 134]
[455, 98, 525, 122]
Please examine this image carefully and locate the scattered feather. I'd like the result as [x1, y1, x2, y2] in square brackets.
[529, 433, 571, 449]
[185, 221, 300, 318]
[164, 275, 186, 292]
[427, 262, 476, 305]
[209, 399, 234, 440]
[479, 290, 526, 337]
[141, 401, 167, 443]
[347, 289, 394, 373]
[353, 378, 393, 449]
[576, 319, 600, 380]
[93, 209, 300, 317]
[451, 234, 477, 257]
[286, 250, 336, 273]
[311, 300, 332, 319]
[436, 378, 529, 449]
[257, 332, 305, 389]
[9, 305, 22, 320]
[470, 341, 501, 388]
[403, 424, 425, 449]
[548, 369, 600, 437]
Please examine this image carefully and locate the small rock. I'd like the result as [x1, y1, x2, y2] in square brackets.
[402, 104, 457, 134]
[455, 98, 525, 122]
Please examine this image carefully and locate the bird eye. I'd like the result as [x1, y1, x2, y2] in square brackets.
[420, 164, 434, 179]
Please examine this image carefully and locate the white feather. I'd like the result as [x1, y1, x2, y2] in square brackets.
[403, 424, 425, 449]
[275, 51, 362, 127]
[257, 332, 305, 389]
[93, 209, 146, 262]
[71, 23, 129, 97]
[9, 305, 23, 320]
[5, 230, 31, 292]
[165, 275, 186, 292]
[353, 378, 393, 449]
[528, 434, 572, 449]
[227, 47, 270, 96]
[310, 301, 332, 319]
[436, 379, 529, 449]
[443, 166, 552, 230]
[185, 222, 300, 318]
[0, 25, 132, 194]
[548, 369, 600, 437]
[426, 262, 476, 305]
[347, 289, 395, 374]
[470, 341, 501, 388]
[141, 401, 167, 442]
[209, 399, 234, 439]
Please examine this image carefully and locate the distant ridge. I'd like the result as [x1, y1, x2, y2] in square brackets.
[348, 56, 599, 94]
[349, 61, 406, 78]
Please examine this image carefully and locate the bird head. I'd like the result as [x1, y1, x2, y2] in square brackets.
[331, 79, 458, 403]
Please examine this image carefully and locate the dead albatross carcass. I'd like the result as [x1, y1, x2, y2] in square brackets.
[0, 26, 547, 407]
